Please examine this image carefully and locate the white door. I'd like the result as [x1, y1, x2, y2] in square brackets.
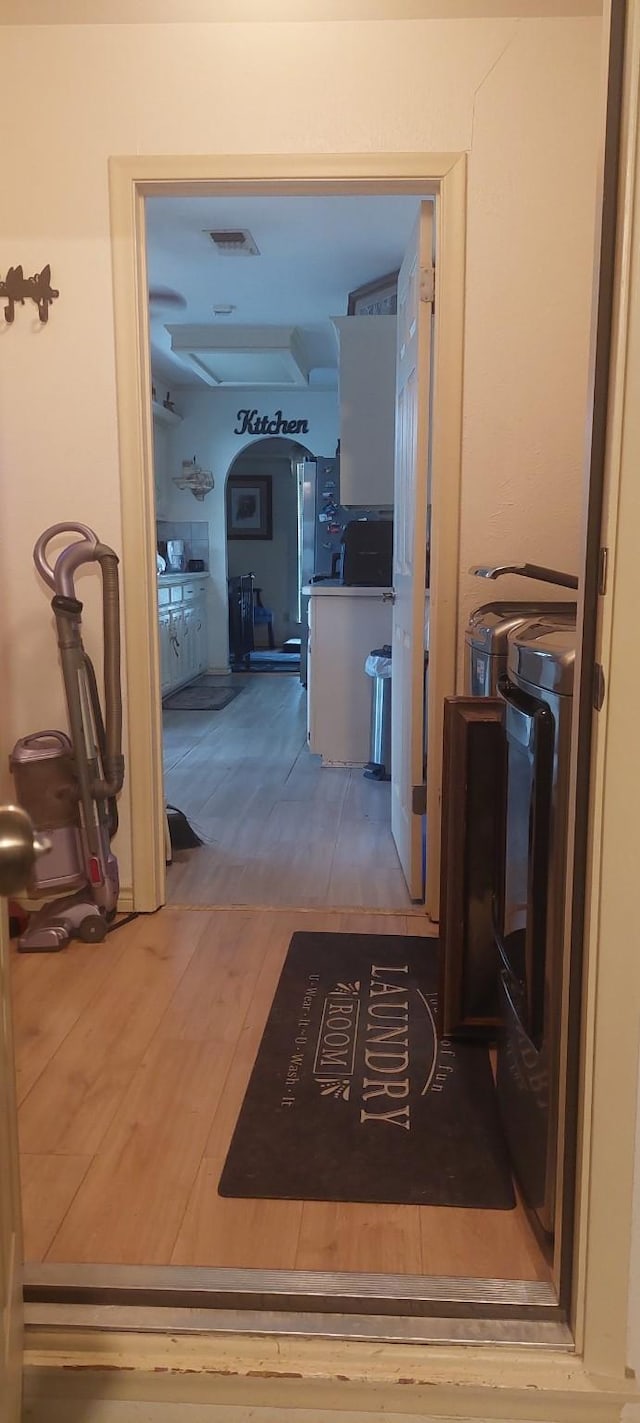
[391, 201, 434, 900]
[0, 811, 28, 1423]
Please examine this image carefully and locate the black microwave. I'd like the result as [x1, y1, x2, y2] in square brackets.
[339, 519, 393, 587]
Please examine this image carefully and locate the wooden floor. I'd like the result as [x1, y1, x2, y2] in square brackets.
[11, 904, 550, 1281]
[163, 673, 414, 911]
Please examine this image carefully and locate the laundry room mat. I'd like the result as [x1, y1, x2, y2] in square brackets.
[163, 681, 241, 711]
[218, 932, 515, 1209]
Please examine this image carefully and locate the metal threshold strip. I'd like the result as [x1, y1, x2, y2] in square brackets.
[24, 1263, 566, 1346]
[23, 1302, 572, 1349]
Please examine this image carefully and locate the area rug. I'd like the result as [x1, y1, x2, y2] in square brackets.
[238, 651, 301, 673]
[163, 683, 240, 711]
[218, 932, 515, 1209]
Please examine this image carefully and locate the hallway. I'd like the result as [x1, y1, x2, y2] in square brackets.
[164, 673, 415, 911]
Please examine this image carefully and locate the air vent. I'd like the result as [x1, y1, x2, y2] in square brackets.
[206, 229, 259, 256]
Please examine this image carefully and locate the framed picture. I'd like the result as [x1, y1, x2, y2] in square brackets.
[437, 697, 506, 1040]
[226, 474, 273, 541]
[347, 269, 399, 316]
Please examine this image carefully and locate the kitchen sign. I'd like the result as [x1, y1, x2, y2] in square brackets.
[234, 408, 309, 437]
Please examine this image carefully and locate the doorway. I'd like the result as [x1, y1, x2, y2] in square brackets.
[149, 190, 439, 914]
[112, 159, 464, 924]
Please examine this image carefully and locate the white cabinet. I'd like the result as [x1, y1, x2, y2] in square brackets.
[159, 609, 174, 694]
[152, 400, 182, 517]
[307, 587, 393, 765]
[157, 576, 209, 697]
[332, 315, 397, 507]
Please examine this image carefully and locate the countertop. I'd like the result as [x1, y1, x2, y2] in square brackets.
[302, 583, 393, 598]
[157, 572, 210, 584]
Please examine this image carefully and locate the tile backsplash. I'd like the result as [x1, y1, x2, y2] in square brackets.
[157, 519, 209, 570]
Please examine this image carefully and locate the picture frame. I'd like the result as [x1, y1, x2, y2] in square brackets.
[346, 269, 399, 316]
[437, 697, 506, 1040]
[226, 474, 273, 541]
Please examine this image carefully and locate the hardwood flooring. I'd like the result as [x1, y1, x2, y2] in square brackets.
[163, 673, 415, 911]
[11, 904, 550, 1281]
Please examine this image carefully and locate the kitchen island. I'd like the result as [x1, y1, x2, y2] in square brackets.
[304, 582, 393, 766]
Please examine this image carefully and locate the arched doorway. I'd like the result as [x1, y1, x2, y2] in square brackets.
[225, 436, 313, 669]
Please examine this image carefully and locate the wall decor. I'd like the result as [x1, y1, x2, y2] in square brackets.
[173, 457, 215, 502]
[347, 269, 399, 316]
[234, 408, 309, 437]
[1, 264, 59, 323]
[226, 474, 273, 541]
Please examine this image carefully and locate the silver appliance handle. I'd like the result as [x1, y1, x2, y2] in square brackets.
[469, 562, 578, 590]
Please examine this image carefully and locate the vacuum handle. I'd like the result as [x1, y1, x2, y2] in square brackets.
[34, 523, 100, 595]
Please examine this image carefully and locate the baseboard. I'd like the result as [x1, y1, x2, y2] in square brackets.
[16, 889, 136, 917]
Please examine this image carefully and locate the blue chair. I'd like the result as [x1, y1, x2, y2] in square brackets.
[253, 587, 275, 650]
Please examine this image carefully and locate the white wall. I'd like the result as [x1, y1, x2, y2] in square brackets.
[157, 387, 337, 667]
[0, 16, 600, 889]
[456, 20, 599, 658]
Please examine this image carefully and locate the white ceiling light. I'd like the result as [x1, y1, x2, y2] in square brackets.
[166, 324, 310, 388]
[206, 229, 260, 256]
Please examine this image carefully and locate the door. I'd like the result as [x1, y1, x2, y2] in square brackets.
[391, 201, 434, 899]
[0, 805, 35, 1422]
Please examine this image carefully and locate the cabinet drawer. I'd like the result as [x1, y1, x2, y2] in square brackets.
[170, 584, 184, 603]
[157, 585, 170, 607]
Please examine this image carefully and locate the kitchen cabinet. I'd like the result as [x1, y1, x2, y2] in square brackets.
[306, 584, 393, 765]
[152, 401, 182, 518]
[332, 315, 397, 507]
[157, 575, 209, 697]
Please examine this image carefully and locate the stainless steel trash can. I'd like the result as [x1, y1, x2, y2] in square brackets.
[364, 646, 392, 781]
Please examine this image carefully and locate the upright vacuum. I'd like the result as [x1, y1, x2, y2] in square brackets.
[10, 523, 124, 951]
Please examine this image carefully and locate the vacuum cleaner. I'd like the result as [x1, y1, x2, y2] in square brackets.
[10, 523, 124, 951]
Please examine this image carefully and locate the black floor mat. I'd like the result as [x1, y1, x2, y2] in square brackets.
[163, 683, 240, 711]
[218, 932, 515, 1210]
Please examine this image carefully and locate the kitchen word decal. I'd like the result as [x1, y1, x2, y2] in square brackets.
[234, 408, 309, 437]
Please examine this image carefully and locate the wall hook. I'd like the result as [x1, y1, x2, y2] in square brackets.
[1, 264, 59, 323]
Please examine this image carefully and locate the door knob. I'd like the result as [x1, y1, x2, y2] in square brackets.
[0, 804, 51, 897]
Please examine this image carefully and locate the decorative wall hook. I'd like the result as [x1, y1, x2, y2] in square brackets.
[0, 264, 59, 323]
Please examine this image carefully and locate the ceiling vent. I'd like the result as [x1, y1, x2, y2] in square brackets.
[206, 229, 259, 256]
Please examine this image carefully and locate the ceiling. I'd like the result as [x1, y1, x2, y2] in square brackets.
[146, 193, 425, 390]
[1, 1, 603, 23]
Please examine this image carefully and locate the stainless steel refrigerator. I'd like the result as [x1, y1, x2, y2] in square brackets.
[295, 457, 342, 685]
[295, 456, 394, 685]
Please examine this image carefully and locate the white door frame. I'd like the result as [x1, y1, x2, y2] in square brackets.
[108, 152, 466, 917]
